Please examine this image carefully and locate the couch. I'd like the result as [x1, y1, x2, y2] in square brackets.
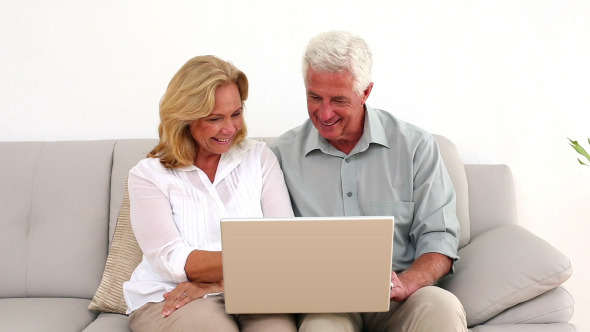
[0, 136, 576, 331]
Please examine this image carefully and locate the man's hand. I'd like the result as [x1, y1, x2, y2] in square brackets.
[390, 271, 410, 302]
[390, 253, 452, 302]
[161, 280, 224, 318]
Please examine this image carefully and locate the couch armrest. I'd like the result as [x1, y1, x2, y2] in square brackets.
[465, 164, 518, 239]
[439, 224, 572, 327]
[83, 312, 130, 332]
[485, 286, 575, 325]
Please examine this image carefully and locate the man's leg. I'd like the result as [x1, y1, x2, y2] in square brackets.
[298, 313, 363, 332]
[362, 286, 467, 332]
[238, 313, 297, 332]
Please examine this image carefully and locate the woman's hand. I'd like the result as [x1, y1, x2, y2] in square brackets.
[162, 280, 224, 318]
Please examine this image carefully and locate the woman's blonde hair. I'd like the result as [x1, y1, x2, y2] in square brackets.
[148, 55, 249, 168]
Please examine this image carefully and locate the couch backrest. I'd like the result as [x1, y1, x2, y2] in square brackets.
[107, 136, 472, 250]
[108, 139, 158, 243]
[0, 140, 115, 299]
[0, 136, 511, 299]
[464, 164, 517, 238]
[433, 135, 471, 248]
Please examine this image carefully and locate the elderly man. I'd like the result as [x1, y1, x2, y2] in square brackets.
[270, 31, 467, 332]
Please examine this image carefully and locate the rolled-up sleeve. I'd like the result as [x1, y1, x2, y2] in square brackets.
[410, 136, 460, 262]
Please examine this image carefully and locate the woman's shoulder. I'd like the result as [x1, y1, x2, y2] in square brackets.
[238, 138, 264, 149]
[232, 138, 268, 156]
[226, 139, 276, 166]
[129, 157, 172, 179]
[134, 157, 166, 170]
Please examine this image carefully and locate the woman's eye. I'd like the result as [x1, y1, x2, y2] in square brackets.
[232, 111, 242, 117]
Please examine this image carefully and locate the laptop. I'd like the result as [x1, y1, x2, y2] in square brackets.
[220, 216, 394, 314]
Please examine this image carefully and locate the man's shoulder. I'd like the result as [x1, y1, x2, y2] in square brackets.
[269, 120, 313, 153]
[370, 107, 434, 145]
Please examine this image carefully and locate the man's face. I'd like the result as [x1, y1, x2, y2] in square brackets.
[305, 67, 372, 151]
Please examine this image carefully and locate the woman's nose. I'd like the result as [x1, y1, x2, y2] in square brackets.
[220, 118, 237, 134]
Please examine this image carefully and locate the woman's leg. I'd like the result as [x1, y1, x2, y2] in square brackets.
[129, 297, 239, 332]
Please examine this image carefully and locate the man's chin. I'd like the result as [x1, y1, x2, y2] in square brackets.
[317, 130, 341, 141]
[314, 124, 339, 139]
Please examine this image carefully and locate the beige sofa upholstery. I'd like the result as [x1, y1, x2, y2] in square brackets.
[0, 136, 576, 331]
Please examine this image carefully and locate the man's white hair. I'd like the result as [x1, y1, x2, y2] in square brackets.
[303, 30, 373, 95]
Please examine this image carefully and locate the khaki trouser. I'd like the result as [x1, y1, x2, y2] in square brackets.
[298, 286, 467, 332]
[129, 296, 296, 332]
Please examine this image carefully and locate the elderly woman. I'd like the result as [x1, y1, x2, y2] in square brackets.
[123, 55, 296, 332]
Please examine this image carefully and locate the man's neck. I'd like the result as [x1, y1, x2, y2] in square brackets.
[328, 134, 361, 155]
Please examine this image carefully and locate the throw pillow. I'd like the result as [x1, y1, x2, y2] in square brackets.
[439, 224, 572, 327]
[88, 183, 143, 314]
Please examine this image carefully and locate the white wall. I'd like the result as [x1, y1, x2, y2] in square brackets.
[1, 0, 588, 329]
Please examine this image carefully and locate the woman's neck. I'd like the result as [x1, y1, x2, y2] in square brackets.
[194, 152, 221, 183]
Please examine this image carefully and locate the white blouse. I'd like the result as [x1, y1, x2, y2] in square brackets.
[123, 139, 294, 313]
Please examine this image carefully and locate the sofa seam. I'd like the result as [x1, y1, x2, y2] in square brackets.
[107, 140, 117, 250]
[25, 144, 43, 296]
[514, 302, 574, 324]
[472, 264, 573, 321]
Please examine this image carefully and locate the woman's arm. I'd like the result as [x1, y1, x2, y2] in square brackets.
[259, 145, 294, 217]
[129, 172, 222, 283]
[184, 250, 222, 282]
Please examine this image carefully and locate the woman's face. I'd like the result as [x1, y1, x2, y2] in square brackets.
[190, 82, 243, 161]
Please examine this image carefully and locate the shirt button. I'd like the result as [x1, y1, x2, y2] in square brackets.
[345, 158, 350, 163]
[347, 192, 353, 197]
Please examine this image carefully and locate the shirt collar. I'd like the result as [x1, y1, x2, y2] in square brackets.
[303, 104, 390, 157]
[176, 139, 256, 175]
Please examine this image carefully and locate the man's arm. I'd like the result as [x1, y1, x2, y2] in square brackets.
[390, 252, 452, 302]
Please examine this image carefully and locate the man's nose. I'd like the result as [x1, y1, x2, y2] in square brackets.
[318, 101, 334, 121]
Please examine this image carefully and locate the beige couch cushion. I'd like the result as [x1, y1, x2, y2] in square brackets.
[440, 224, 573, 327]
[89, 185, 142, 315]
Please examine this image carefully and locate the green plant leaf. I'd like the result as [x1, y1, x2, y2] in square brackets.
[568, 138, 590, 163]
[578, 158, 589, 167]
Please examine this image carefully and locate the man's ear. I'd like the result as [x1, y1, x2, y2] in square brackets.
[362, 82, 374, 104]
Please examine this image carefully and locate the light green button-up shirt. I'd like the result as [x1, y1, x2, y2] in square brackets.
[270, 106, 459, 272]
